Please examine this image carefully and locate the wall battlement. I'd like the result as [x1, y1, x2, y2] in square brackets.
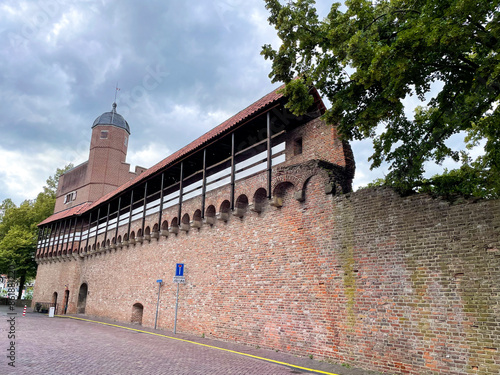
[36, 158, 351, 262]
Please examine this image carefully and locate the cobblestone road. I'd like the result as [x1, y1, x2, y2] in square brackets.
[0, 305, 384, 375]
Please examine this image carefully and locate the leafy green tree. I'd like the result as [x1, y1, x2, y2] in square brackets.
[262, 0, 499, 197]
[0, 165, 73, 298]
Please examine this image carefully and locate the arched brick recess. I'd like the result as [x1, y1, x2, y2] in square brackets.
[161, 220, 169, 231]
[252, 188, 267, 213]
[131, 303, 144, 325]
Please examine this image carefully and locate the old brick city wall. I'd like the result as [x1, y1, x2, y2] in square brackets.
[34, 174, 500, 375]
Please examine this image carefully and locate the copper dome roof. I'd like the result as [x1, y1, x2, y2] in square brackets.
[92, 103, 130, 134]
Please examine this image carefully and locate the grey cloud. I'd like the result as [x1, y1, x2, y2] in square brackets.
[1, 0, 369, 206]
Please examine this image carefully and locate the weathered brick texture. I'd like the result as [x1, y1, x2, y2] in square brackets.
[34, 178, 500, 374]
[33, 94, 499, 374]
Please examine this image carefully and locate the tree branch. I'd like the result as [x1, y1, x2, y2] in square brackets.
[365, 9, 421, 30]
[457, 55, 480, 70]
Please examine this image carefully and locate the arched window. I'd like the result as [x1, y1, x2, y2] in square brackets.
[136, 228, 143, 243]
[161, 220, 169, 237]
[272, 182, 295, 207]
[131, 303, 144, 325]
[192, 209, 202, 228]
[77, 283, 88, 314]
[205, 205, 216, 225]
[234, 195, 249, 218]
[144, 226, 152, 241]
[218, 200, 230, 221]
[181, 213, 190, 232]
[169, 217, 179, 234]
[151, 224, 159, 239]
[252, 188, 267, 213]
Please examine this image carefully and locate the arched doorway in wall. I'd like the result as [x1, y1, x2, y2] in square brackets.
[62, 289, 70, 314]
[131, 303, 144, 325]
[77, 283, 88, 314]
[52, 292, 58, 314]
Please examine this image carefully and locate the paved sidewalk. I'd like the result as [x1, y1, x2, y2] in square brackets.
[0, 304, 385, 375]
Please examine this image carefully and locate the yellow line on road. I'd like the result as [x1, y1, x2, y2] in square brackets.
[56, 315, 339, 375]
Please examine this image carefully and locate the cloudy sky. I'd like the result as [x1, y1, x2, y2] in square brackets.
[0, 0, 466, 206]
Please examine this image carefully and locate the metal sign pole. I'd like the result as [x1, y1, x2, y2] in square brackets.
[174, 282, 180, 334]
[154, 280, 162, 330]
[173, 263, 184, 334]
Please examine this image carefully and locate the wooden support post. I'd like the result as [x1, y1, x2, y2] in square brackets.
[115, 197, 122, 244]
[267, 111, 272, 198]
[42, 226, 49, 257]
[38, 226, 44, 257]
[69, 217, 78, 254]
[46, 225, 53, 255]
[85, 212, 92, 251]
[230, 132, 235, 210]
[63, 219, 70, 251]
[36, 227, 43, 258]
[41, 226, 47, 254]
[58, 220, 67, 254]
[103, 203, 111, 247]
[63, 219, 70, 253]
[56, 221, 62, 253]
[127, 190, 134, 241]
[50, 222, 59, 254]
[65, 218, 74, 253]
[158, 174, 165, 230]
[78, 217, 85, 255]
[93, 208, 100, 250]
[36, 227, 42, 246]
[178, 162, 184, 223]
[201, 149, 206, 218]
[141, 182, 148, 236]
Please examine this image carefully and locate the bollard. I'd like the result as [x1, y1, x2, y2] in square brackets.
[23, 305, 27, 317]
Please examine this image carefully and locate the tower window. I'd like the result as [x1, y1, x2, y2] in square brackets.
[64, 191, 77, 204]
[100, 130, 108, 139]
[294, 138, 303, 155]
[124, 136, 128, 147]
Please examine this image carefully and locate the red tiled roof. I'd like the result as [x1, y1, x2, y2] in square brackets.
[39, 85, 287, 226]
[38, 202, 91, 226]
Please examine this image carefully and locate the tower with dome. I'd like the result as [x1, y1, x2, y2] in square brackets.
[53, 103, 145, 213]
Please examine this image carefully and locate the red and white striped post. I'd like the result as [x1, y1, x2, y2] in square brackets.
[23, 305, 27, 317]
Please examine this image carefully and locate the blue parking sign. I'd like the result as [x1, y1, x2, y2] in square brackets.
[175, 263, 184, 277]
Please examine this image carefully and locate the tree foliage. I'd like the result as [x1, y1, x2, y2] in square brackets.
[0, 165, 73, 298]
[262, 0, 500, 197]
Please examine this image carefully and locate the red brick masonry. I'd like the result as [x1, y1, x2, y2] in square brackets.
[34, 177, 500, 374]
